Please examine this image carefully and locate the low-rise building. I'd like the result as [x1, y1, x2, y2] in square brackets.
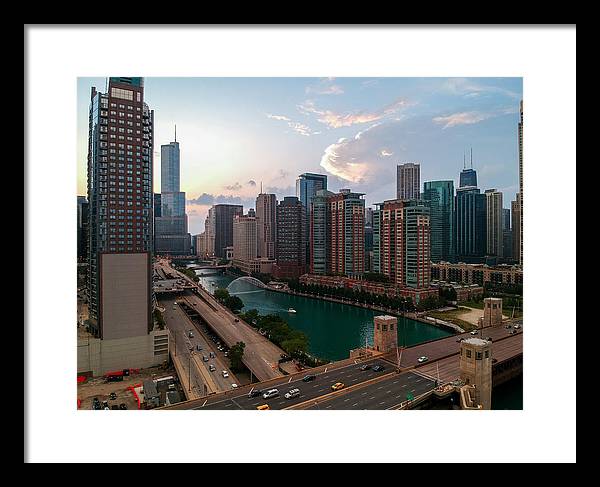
[431, 261, 522, 286]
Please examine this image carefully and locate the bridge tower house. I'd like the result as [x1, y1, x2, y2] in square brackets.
[459, 337, 492, 409]
[482, 297, 503, 327]
[373, 315, 398, 353]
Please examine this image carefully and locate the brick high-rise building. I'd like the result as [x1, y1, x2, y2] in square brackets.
[396, 162, 420, 200]
[274, 196, 306, 279]
[256, 193, 277, 260]
[518, 100, 523, 267]
[309, 189, 365, 277]
[86, 77, 154, 340]
[328, 189, 365, 277]
[373, 199, 431, 290]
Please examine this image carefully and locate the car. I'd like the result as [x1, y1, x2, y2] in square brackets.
[231, 383, 238, 389]
[284, 388, 300, 399]
[509, 329, 518, 335]
[119, 403, 127, 410]
[222, 370, 229, 378]
[505, 324, 512, 329]
[224, 351, 229, 357]
[202, 355, 209, 362]
[457, 337, 465, 342]
[209, 365, 216, 372]
[247, 389, 262, 398]
[331, 382, 345, 391]
[470, 330, 478, 335]
[102, 400, 109, 408]
[485, 337, 493, 342]
[514, 324, 521, 329]
[188, 331, 194, 338]
[359, 364, 371, 371]
[262, 389, 280, 399]
[104, 406, 110, 410]
[302, 374, 316, 382]
[196, 345, 202, 351]
[209, 352, 215, 358]
[417, 356, 429, 363]
[372, 364, 385, 372]
[234, 318, 239, 323]
[109, 392, 117, 400]
[256, 404, 270, 410]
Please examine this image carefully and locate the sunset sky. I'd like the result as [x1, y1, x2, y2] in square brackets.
[77, 77, 523, 235]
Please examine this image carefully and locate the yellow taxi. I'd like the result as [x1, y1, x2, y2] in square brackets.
[256, 404, 270, 410]
[331, 382, 345, 391]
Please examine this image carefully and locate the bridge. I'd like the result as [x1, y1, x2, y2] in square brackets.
[160, 321, 523, 410]
[226, 276, 269, 291]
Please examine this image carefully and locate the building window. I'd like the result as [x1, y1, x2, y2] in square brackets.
[466, 349, 472, 358]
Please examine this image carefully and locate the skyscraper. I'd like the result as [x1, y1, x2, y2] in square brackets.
[518, 100, 523, 266]
[296, 173, 327, 263]
[396, 162, 421, 200]
[511, 197, 521, 265]
[459, 149, 478, 188]
[309, 189, 333, 275]
[485, 189, 503, 259]
[454, 187, 487, 263]
[77, 196, 89, 262]
[502, 208, 513, 261]
[274, 196, 306, 279]
[213, 204, 243, 258]
[256, 193, 277, 260]
[373, 199, 431, 289]
[329, 189, 365, 277]
[154, 128, 190, 255]
[204, 207, 215, 257]
[86, 77, 154, 341]
[233, 214, 257, 263]
[422, 180, 454, 262]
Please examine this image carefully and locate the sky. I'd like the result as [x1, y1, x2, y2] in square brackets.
[77, 77, 522, 236]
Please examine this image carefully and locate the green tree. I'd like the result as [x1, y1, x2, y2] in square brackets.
[229, 341, 246, 372]
[214, 287, 230, 303]
[225, 295, 244, 313]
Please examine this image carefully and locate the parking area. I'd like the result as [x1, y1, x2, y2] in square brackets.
[77, 365, 179, 410]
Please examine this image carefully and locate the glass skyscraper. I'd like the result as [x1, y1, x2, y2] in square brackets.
[454, 187, 487, 263]
[296, 173, 327, 263]
[422, 180, 454, 263]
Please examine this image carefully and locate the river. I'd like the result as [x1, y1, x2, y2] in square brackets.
[193, 271, 451, 362]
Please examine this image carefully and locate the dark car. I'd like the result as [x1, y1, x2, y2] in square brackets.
[234, 318, 239, 323]
[485, 337, 493, 342]
[102, 400, 109, 408]
[119, 403, 127, 410]
[360, 364, 371, 371]
[109, 392, 117, 400]
[372, 364, 385, 372]
[302, 374, 316, 382]
[247, 389, 262, 398]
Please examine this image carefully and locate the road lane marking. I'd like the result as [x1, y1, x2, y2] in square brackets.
[352, 403, 358, 407]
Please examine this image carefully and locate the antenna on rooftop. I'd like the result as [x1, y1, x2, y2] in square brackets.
[470, 147, 473, 169]
[463, 150, 466, 170]
[174, 124, 177, 143]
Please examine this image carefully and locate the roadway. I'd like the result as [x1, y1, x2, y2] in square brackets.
[187, 356, 395, 410]
[398, 320, 523, 368]
[160, 295, 238, 394]
[156, 259, 285, 382]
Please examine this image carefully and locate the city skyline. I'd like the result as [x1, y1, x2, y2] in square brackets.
[78, 77, 523, 235]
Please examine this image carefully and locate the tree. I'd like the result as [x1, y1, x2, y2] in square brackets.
[214, 288, 230, 303]
[229, 341, 246, 372]
[225, 295, 244, 313]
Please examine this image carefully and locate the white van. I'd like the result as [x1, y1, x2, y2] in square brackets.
[284, 388, 300, 399]
[262, 389, 279, 399]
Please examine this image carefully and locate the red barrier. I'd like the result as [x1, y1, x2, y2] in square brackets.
[77, 398, 81, 409]
[77, 375, 87, 383]
[127, 383, 142, 410]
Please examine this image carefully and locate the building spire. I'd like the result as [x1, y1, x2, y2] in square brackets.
[174, 124, 177, 143]
[463, 150, 466, 170]
[470, 147, 473, 169]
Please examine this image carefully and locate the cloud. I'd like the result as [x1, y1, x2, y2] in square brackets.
[247, 180, 257, 187]
[266, 112, 320, 136]
[380, 149, 393, 157]
[224, 182, 242, 191]
[188, 193, 249, 206]
[432, 111, 492, 129]
[306, 78, 344, 96]
[266, 113, 291, 121]
[298, 98, 410, 129]
[319, 123, 393, 184]
[442, 78, 521, 100]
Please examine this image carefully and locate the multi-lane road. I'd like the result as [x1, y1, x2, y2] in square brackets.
[160, 295, 238, 394]
[183, 356, 434, 410]
[156, 259, 286, 382]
